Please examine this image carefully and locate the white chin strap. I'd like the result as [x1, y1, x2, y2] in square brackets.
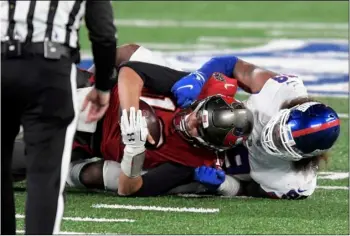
[261, 109, 303, 161]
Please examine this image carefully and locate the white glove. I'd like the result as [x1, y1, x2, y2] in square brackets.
[120, 107, 149, 151]
[120, 107, 148, 178]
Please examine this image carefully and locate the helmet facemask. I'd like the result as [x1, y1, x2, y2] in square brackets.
[173, 98, 214, 149]
[174, 95, 254, 151]
[261, 108, 304, 161]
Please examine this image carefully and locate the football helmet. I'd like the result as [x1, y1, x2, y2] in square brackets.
[261, 102, 340, 161]
[173, 94, 254, 151]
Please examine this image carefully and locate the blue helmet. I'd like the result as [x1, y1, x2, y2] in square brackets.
[261, 102, 340, 161]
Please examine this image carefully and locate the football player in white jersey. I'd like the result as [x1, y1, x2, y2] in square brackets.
[171, 55, 341, 199]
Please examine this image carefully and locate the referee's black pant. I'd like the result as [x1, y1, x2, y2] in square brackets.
[1, 54, 78, 234]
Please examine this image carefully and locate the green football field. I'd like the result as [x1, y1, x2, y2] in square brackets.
[14, 1, 349, 235]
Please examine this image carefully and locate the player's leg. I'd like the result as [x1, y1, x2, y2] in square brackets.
[22, 58, 78, 234]
[167, 182, 209, 195]
[67, 158, 123, 192]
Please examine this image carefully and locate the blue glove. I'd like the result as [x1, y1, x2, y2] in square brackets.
[171, 72, 206, 108]
[194, 166, 226, 190]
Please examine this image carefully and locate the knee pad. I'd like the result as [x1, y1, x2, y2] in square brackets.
[66, 157, 101, 188]
[103, 160, 122, 192]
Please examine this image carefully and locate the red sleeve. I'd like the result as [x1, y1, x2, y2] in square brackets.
[198, 73, 238, 100]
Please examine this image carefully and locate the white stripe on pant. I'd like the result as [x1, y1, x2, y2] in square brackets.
[53, 64, 79, 234]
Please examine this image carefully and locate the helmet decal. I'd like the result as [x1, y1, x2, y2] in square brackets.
[292, 119, 340, 138]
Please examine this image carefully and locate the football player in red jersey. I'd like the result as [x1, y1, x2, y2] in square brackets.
[69, 60, 253, 196]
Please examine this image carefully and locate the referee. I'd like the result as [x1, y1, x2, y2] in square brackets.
[1, 1, 117, 234]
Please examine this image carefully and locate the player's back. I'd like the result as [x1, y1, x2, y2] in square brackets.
[243, 75, 317, 198]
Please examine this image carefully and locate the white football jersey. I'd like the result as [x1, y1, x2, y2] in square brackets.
[243, 75, 317, 199]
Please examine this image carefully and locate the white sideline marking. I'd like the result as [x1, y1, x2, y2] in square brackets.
[268, 29, 347, 38]
[316, 186, 349, 190]
[16, 214, 135, 223]
[16, 230, 102, 235]
[92, 204, 219, 213]
[198, 36, 270, 44]
[198, 36, 348, 44]
[114, 19, 347, 30]
[135, 42, 217, 50]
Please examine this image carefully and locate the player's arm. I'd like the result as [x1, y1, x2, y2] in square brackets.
[117, 105, 193, 196]
[180, 56, 278, 93]
[201, 56, 277, 93]
[122, 162, 195, 197]
[232, 59, 278, 93]
[116, 63, 188, 195]
[171, 56, 279, 107]
[117, 61, 189, 111]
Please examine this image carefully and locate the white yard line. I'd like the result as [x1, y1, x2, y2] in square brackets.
[316, 186, 349, 190]
[318, 173, 349, 180]
[15, 214, 135, 223]
[338, 113, 349, 119]
[319, 171, 349, 174]
[113, 19, 347, 30]
[92, 204, 219, 213]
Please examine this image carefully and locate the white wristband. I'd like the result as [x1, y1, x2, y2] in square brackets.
[121, 146, 146, 178]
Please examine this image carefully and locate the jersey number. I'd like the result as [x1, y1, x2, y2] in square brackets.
[140, 96, 176, 111]
[224, 146, 250, 175]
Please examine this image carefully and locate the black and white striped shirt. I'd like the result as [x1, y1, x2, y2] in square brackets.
[1, 0, 117, 91]
[1, 1, 86, 49]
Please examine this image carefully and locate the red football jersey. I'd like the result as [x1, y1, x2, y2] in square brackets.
[99, 72, 238, 169]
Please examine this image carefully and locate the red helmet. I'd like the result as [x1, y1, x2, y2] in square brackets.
[173, 94, 254, 151]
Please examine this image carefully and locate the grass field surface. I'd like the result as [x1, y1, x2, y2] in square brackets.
[14, 1, 349, 235]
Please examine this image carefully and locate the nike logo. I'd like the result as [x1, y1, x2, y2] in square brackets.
[297, 188, 307, 193]
[224, 84, 235, 90]
[177, 85, 193, 90]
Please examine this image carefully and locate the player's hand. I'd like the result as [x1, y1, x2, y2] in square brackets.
[82, 88, 110, 123]
[120, 107, 149, 150]
[194, 166, 226, 190]
[171, 72, 205, 108]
